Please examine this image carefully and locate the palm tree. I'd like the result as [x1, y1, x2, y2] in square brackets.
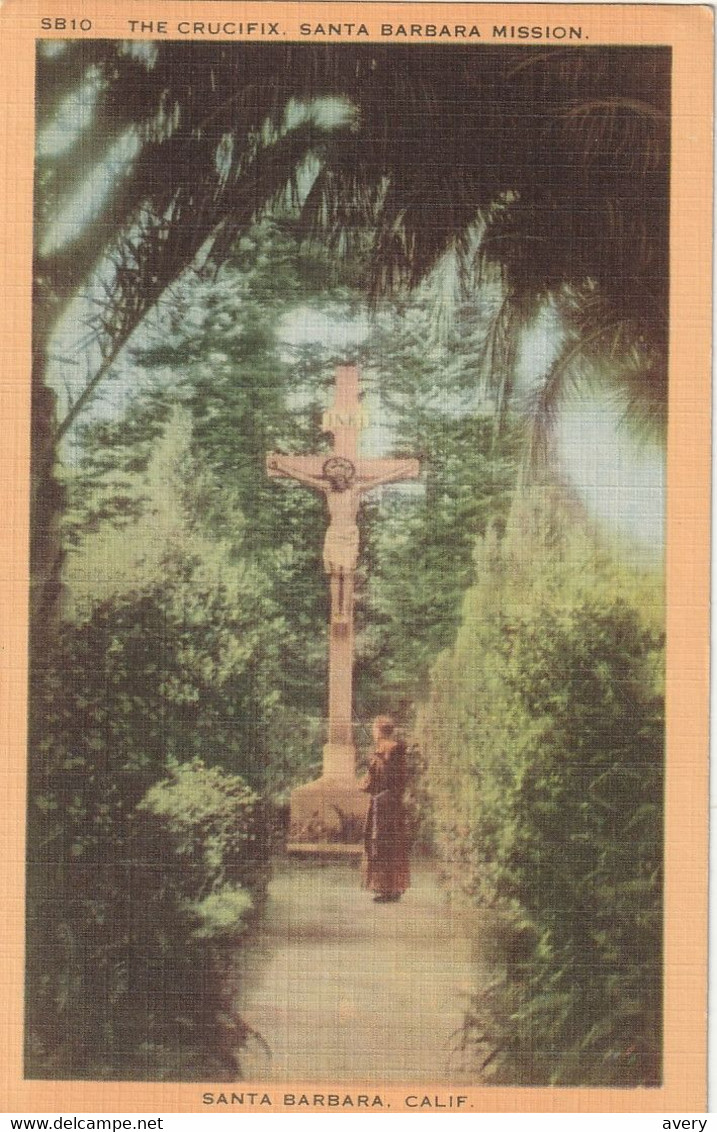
[303, 46, 668, 441]
[33, 41, 669, 646]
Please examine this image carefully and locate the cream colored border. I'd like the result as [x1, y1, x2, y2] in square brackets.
[0, 2, 711, 1112]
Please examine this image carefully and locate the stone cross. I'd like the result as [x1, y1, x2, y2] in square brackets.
[266, 364, 419, 845]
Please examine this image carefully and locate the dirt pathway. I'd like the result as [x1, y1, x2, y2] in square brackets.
[233, 858, 486, 1085]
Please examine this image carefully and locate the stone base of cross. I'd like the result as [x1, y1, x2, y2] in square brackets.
[286, 773, 369, 855]
[267, 365, 419, 852]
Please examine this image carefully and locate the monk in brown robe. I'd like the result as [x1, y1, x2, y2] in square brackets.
[361, 715, 410, 903]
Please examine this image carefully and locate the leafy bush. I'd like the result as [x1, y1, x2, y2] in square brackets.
[419, 507, 664, 1085]
[53, 555, 287, 788]
[27, 751, 268, 1080]
[26, 560, 275, 1079]
[138, 759, 271, 908]
[62, 407, 314, 795]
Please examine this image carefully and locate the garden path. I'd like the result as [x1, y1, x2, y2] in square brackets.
[233, 858, 486, 1084]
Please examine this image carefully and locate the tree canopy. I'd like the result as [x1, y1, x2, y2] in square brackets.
[38, 42, 669, 425]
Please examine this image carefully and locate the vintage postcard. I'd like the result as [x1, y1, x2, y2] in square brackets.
[0, 1, 711, 1115]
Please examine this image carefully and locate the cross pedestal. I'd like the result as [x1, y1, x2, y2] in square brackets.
[266, 365, 419, 852]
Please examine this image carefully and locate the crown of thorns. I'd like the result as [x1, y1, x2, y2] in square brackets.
[323, 457, 356, 486]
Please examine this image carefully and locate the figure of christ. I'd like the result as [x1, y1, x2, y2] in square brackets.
[266, 453, 419, 618]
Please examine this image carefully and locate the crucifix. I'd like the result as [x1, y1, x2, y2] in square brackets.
[266, 364, 420, 846]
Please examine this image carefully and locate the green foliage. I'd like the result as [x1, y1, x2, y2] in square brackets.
[57, 559, 283, 790]
[139, 760, 271, 903]
[419, 501, 664, 1085]
[26, 741, 269, 1079]
[63, 404, 313, 793]
[28, 428, 281, 1075]
[358, 410, 521, 713]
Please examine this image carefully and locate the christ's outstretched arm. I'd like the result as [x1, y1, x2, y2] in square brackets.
[356, 459, 421, 493]
[266, 453, 328, 491]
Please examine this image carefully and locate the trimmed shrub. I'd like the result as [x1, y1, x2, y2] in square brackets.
[419, 512, 664, 1086]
